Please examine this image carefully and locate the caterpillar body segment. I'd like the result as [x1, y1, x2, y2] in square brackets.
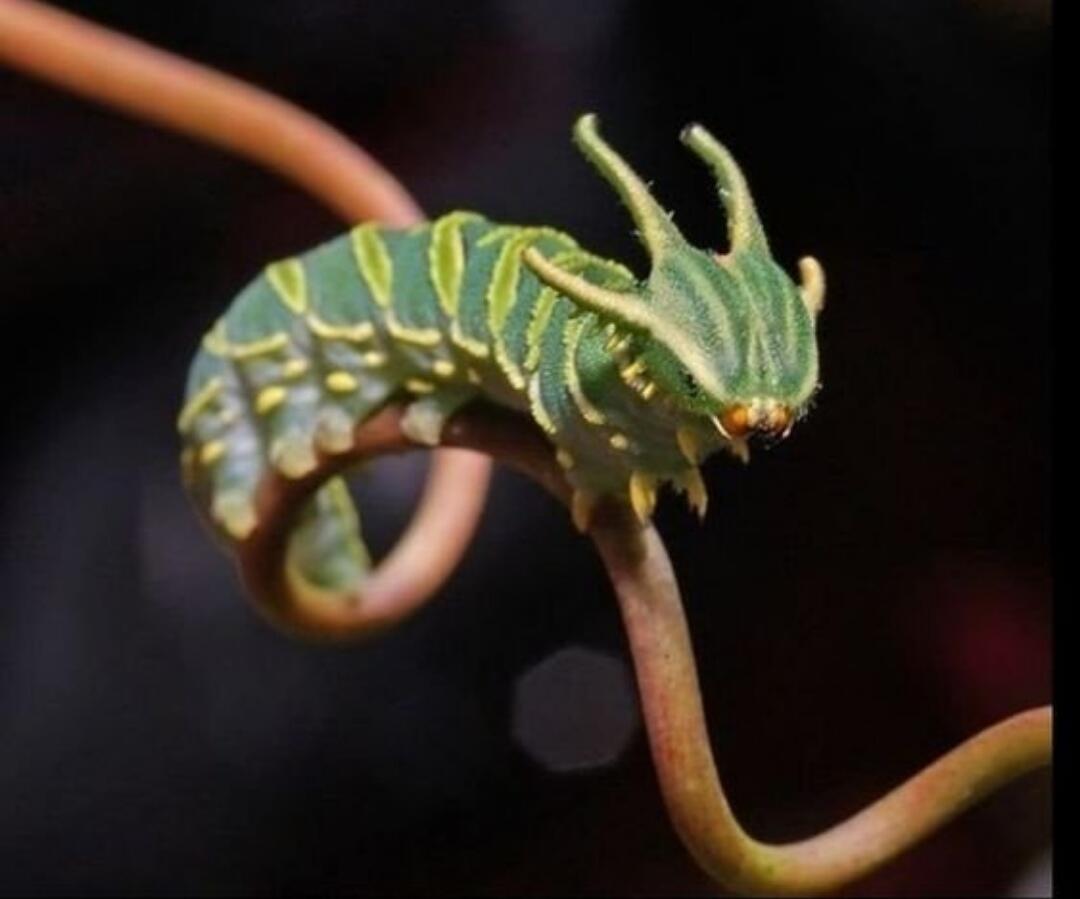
[179, 115, 825, 598]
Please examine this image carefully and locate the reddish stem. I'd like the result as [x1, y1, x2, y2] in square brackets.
[236, 400, 1051, 894]
[591, 513, 1051, 896]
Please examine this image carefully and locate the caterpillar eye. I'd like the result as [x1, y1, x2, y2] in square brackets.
[766, 404, 792, 434]
[717, 402, 792, 440]
[719, 404, 750, 438]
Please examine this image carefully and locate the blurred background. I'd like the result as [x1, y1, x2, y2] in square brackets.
[1, 0, 1050, 895]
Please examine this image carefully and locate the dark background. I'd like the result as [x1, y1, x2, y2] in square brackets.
[1, 0, 1051, 895]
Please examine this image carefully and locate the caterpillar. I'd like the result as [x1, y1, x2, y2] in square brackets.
[178, 113, 824, 598]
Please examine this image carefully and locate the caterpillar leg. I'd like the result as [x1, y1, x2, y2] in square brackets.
[258, 382, 320, 479]
[180, 356, 265, 541]
[266, 374, 394, 600]
[183, 356, 492, 638]
[400, 387, 475, 447]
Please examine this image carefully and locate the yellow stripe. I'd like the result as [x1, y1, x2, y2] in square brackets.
[527, 373, 557, 434]
[476, 225, 518, 248]
[486, 233, 535, 391]
[487, 233, 529, 329]
[429, 212, 473, 316]
[266, 259, 307, 313]
[523, 248, 596, 373]
[450, 320, 490, 358]
[177, 377, 223, 432]
[203, 321, 290, 360]
[481, 225, 577, 251]
[306, 313, 375, 343]
[386, 311, 442, 347]
[351, 224, 393, 307]
[525, 287, 558, 371]
[564, 317, 606, 426]
[488, 228, 582, 336]
[494, 342, 526, 391]
[226, 333, 289, 359]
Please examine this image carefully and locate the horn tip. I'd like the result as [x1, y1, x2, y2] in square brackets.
[574, 112, 600, 137]
[680, 122, 704, 144]
[797, 255, 826, 315]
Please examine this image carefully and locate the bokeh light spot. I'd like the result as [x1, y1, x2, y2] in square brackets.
[512, 645, 639, 773]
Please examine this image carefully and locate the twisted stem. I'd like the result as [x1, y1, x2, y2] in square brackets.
[0, 0, 417, 225]
[592, 517, 1051, 896]
[237, 400, 1052, 894]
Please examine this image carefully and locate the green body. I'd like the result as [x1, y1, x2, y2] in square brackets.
[178, 115, 825, 596]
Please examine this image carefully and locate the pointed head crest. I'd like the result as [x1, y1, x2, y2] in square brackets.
[679, 122, 770, 257]
[522, 113, 825, 451]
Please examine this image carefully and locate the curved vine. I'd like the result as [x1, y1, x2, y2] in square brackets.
[240, 399, 1053, 896]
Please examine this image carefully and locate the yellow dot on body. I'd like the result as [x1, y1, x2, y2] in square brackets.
[555, 448, 575, 469]
[405, 378, 435, 394]
[432, 359, 456, 379]
[199, 440, 226, 466]
[609, 433, 629, 451]
[281, 358, 310, 379]
[325, 371, 359, 393]
[255, 385, 288, 415]
[362, 351, 387, 368]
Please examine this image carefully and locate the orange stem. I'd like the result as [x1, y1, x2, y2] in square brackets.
[592, 515, 1051, 896]
[234, 399, 1051, 892]
[0, 0, 493, 633]
[0, 0, 417, 225]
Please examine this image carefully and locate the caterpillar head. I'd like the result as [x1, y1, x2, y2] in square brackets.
[523, 114, 824, 458]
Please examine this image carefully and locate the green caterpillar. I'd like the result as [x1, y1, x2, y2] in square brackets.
[178, 113, 824, 596]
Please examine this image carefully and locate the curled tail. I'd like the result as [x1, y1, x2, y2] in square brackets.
[179, 338, 376, 607]
[180, 353, 490, 636]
